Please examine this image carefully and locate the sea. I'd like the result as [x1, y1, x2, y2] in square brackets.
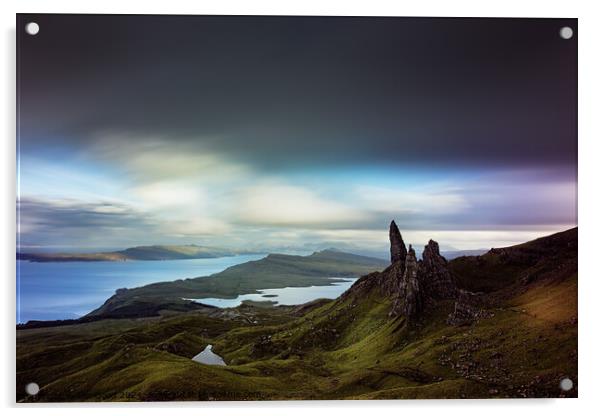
[16, 254, 355, 323]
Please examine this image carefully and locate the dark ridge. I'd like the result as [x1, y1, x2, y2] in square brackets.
[17, 301, 217, 330]
[344, 223, 577, 325]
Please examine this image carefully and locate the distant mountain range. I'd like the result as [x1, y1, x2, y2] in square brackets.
[17, 244, 252, 262]
[280, 245, 487, 261]
[17, 242, 487, 263]
[441, 249, 488, 259]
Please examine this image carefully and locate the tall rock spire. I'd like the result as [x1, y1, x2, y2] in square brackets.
[389, 245, 423, 321]
[402, 246, 423, 321]
[389, 220, 407, 264]
[419, 239, 458, 300]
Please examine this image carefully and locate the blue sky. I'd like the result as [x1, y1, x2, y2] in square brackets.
[17, 15, 577, 254]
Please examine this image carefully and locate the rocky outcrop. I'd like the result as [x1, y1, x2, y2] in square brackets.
[347, 223, 576, 332]
[387, 223, 459, 323]
[399, 246, 423, 321]
[419, 240, 458, 300]
[389, 220, 407, 265]
[352, 221, 467, 325]
[390, 245, 425, 321]
[345, 221, 408, 302]
[447, 298, 477, 326]
[447, 290, 490, 326]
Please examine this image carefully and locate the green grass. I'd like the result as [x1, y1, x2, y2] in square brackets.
[18, 268, 576, 402]
[17, 230, 577, 401]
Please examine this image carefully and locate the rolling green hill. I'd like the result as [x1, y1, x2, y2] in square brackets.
[16, 228, 577, 401]
[85, 250, 388, 319]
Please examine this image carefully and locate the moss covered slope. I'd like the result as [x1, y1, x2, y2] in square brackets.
[17, 229, 577, 401]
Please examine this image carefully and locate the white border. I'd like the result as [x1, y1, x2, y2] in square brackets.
[2, 1, 601, 415]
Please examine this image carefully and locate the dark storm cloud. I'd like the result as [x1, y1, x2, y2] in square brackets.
[18, 198, 157, 247]
[17, 15, 577, 171]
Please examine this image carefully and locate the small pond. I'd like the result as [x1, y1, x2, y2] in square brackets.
[192, 344, 226, 366]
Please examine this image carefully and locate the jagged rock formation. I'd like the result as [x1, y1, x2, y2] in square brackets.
[347, 220, 475, 325]
[419, 239, 458, 301]
[391, 246, 423, 320]
[386, 222, 463, 323]
[389, 220, 407, 265]
[343, 259, 405, 303]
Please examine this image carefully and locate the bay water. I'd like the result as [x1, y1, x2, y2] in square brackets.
[16, 254, 265, 323]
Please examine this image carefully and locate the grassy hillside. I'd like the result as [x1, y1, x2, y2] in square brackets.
[16, 229, 577, 401]
[86, 250, 388, 319]
[449, 228, 577, 293]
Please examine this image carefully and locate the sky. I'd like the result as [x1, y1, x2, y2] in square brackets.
[17, 15, 577, 255]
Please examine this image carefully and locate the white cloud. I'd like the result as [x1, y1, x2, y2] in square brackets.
[163, 217, 232, 237]
[132, 180, 208, 209]
[308, 227, 570, 251]
[235, 183, 365, 226]
[403, 229, 572, 250]
[355, 185, 469, 215]
[21, 136, 576, 251]
[90, 135, 250, 183]
[90, 205, 132, 214]
[129, 180, 232, 237]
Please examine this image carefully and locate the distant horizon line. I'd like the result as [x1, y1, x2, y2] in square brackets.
[17, 225, 577, 256]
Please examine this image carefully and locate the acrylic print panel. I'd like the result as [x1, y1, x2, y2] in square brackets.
[16, 14, 577, 402]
